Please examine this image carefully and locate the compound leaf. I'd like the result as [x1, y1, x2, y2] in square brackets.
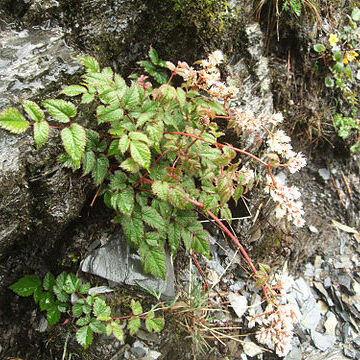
[169, 186, 186, 209]
[82, 150, 96, 176]
[122, 85, 139, 110]
[92, 155, 109, 185]
[130, 299, 143, 315]
[139, 242, 166, 279]
[128, 317, 141, 336]
[119, 187, 134, 216]
[168, 222, 181, 255]
[43, 272, 55, 291]
[46, 306, 61, 326]
[93, 297, 111, 317]
[76, 56, 100, 73]
[141, 206, 166, 230]
[145, 317, 164, 333]
[97, 104, 124, 123]
[152, 181, 169, 201]
[121, 214, 144, 246]
[192, 231, 210, 258]
[89, 319, 106, 334]
[0, 107, 29, 134]
[112, 324, 124, 342]
[59, 85, 87, 97]
[61, 123, 86, 162]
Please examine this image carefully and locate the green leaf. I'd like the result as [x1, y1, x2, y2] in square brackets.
[63, 273, 81, 294]
[106, 323, 113, 336]
[53, 285, 69, 302]
[76, 56, 100, 73]
[129, 131, 151, 144]
[93, 298, 111, 317]
[128, 317, 141, 336]
[139, 242, 166, 279]
[97, 104, 124, 123]
[112, 324, 124, 342]
[23, 100, 44, 122]
[130, 299, 143, 315]
[122, 85, 139, 110]
[130, 141, 151, 169]
[108, 139, 120, 156]
[73, 303, 83, 317]
[109, 170, 127, 190]
[152, 181, 169, 201]
[313, 44, 326, 53]
[181, 227, 191, 252]
[192, 231, 210, 258]
[168, 222, 181, 255]
[42, 99, 76, 123]
[89, 319, 106, 334]
[142, 206, 166, 230]
[145, 232, 160, 246]
[47, 306, 61, 326]
[333, 61, 344, 72]
[120, 158, 140, 173]
[57, 303, 68, 313]
[137, 60, 169, 84]
[121, 214, 144, 246]
[33, 286, 43, 303]
[61, 123, 86, 162]
[145, 317, 164, 332]
[33, 120, 49, 150]
[0, 107, 29, 134]
[119, 134, 130, 154]
[118, 187, 134, 216]
[81, 92, 95, 104]
[169, 187, 186, 209]
[43, 272, 55, 291]
[82, 151, 96, 176]
[176, 87, 186, 108]
[9, 275, 41, 297]
[92, 155, 109, 185]
[39, 292, 55, 311]
[208, 101, 227, 115]
[149, 46, 160, 65]
[137, 111, 157, 127]
[204, 194, 218, 210]
[352, 7, 360, 21]
[59, 85, 87, 97]
[76, 325, 93, 349]
[76, 314, 91, 326]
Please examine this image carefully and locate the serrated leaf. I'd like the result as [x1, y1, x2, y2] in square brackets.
[168, 222, 181, 255]
[220, 207, 232, 224]
[130, 299, 143, 315]
[192, 231, 210, 258]
[97, 104, 124, 123]
[57, 303, 68, 313]
[120, 158, 140, 173]
[39, 292, 55, 311]
[152, 181, 169, 201]
[63, 274, 81, 294]
[112, 324, 124, 342]
[93, 298, 111, 317]
[145, 232, 160, 246]
[47, 306, 61, 326]
[82, 303, 92, 315]
[204, 194, 218, 210]
[76, 56, 100, 73]
[33, 120, 49, 149]
[42, 99, 76, 123]
[33, 286, 43, 303]
[0, 107, 29, 134]
[9, 275, 41, 296]
[108, 139, 120, 156]
[81, 92, 95, 104]
[145, 317, 164, 332]
[121, 214, 144, 246]
[208, 101, 227, 115]
[90, 319, 106, 334]
[92, 155, 109, 185]
[149, 46, 160, 65]
[59, 85, 87, 97]
[73, 303, 83, 317]
[122, 85, 139, 110]
[129, 131, 151, 144]
[76, 325, 93, 349]
[109, 170, 127, 190]
[23, 100, 44, 122]
[181, 227, 191, 252]
[53, 285, 69, 302]
[176, 87, 186, 108]
[82, 151, 96, 176]
[169, 187, 186, 209]
[139, 242, 166, 279]
[43, 272, 55, 291]
[137, 111, 156, 127]
[119, 134, 130, 154]
[119, 187, 134, 216]
[61, 123, 86, 162]
[106, 323, 112, 336]
[130, 141, 151, 169]
[128, 317, 141, 336]
[137, 60, 169, 84]
[142, 206, 166, 230]
[76, 315, 91, 326]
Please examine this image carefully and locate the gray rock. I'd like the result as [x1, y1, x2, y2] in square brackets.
[294, 277, 313, 307]
[130, 340, 148, 358]
[301, 296, 321, 330]
[343, 346, 357, 359]
[304, 263, 315, 277]
[81, 229, 175, 299]
[228, 292, 248, 318]
[242, 337, 263, 357]
[352, 336, 360, 349]
[313, 281, 334, 307]
[284, 345, 302, 360]
[338, 274, 355, 295]
[311, 330, 336, 351]
[324, 312, 337, 336]
[318, 168, 330, 181]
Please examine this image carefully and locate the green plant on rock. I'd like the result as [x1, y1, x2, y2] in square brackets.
[2, 47, 307, 356]
[313, 7, 360, 155]
[9, 272, 164, 349]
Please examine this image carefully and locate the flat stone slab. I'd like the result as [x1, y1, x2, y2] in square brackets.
[81, 229, 175, 299]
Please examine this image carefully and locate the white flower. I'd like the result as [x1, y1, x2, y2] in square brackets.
[287, 152, 307, 173]
[269, 112, 284, 125]
[208, 50, 224, 65]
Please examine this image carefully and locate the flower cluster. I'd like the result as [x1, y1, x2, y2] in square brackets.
[266, 180, 305, 227]
[248, 274, 300, 357]
[166, 50, 239, 101]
